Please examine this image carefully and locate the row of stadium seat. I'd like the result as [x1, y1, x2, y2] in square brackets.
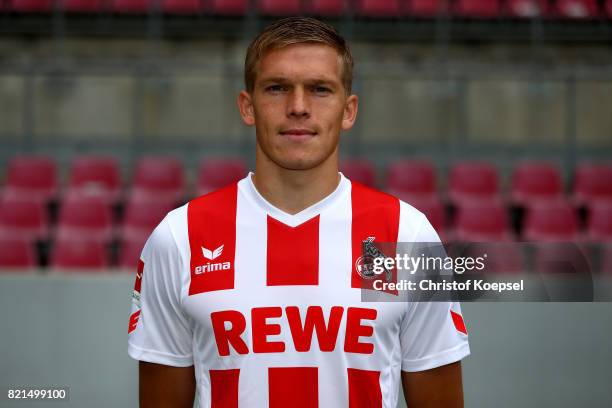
[1, 155, 611, 270]
[2, 190, 611, 244]
[3, 155, 612, 207]
[0, 236, 144, 269]
[1, 155, 247, 205]
[1, 0, 610, 20]
[388, 196, 612, 242]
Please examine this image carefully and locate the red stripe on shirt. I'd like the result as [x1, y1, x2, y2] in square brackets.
[350, 182, 400, 294]
[348, 368, 382, 408]
[188, 184, 238, 295]
[267, 215, 319, 286]
[268, 367, 318, 408]
[210, 369, 240, 408]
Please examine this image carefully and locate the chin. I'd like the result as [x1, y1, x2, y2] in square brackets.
[275, 156, 327, 171]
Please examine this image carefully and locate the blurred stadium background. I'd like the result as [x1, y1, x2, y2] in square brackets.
[1, 1, 612, 407]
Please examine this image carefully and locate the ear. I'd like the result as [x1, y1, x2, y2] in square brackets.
[237, 90, 255, 126]
[341, 94, 358, 131]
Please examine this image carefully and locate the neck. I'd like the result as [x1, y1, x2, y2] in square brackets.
[252, 146, 340, 215]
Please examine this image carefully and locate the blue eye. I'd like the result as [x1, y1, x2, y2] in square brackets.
[266, 85, 285, 93]
[314, 86, 331, 95]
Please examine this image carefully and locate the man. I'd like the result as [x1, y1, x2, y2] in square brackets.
[128, 17, 469, 407]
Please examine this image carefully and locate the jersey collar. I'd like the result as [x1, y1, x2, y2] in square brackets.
[239, 172, 350, 227]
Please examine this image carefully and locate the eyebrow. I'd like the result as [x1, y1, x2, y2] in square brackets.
[258, 77, 340, 87]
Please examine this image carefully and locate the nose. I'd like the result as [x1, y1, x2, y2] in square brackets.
[287, 87, 309, 118]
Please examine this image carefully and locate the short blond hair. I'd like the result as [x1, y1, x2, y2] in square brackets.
[244, 17, 354, 94]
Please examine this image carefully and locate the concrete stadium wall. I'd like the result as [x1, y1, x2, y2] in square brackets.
[0, 273, 611, 408]
[2, 72, 612, 149]
[1, 40, 612, 162]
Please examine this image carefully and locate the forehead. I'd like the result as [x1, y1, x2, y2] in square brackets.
[256, 43, 343, 83]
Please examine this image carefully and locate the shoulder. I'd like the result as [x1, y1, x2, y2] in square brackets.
[188, 182, 239, 213]
[350, 181, 399, 210]
[350, 181, 426, 224]
[137, 204, 191, 292]
[349, 181, 432, 244]
[349, 181, 437, 242]
[143, 204, 187, 259]
[396, 198, 439, 243]
[149, 181, 240, 255]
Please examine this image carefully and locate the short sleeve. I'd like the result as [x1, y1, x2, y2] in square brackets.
[398, 201, 470, 372]
[127, 216, 193, 367]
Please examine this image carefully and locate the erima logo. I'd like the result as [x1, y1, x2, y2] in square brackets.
[195, 245, 231, 275]
[202, 245, 224, 260]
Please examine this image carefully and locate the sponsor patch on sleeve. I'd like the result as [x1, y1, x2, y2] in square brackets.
[450, 310, 468, 335]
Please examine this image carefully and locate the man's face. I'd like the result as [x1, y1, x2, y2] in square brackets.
[238, 43, 358, 171]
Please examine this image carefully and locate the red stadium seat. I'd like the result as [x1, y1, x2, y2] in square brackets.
[198, 157, 247, 196]
[448, 161, 500, 206]
[257, 0, 300, 15]
[3, 156, 57, 203]
[573, 162, 612, 206]
[0, 197, 48, 241]
[523, 200, 579, 241]
[407, 0, 448, 17]
[111, 0, 150, 13]
[306, 0, 346, 15]
[340, 159, 376, 188]
[62, 0, 104, 12]
[586, 201, 612, 241]
[118, 236, 147, 269]
[0, 238, 36, 269]
[121, 195, 174, 241]
[454, 0, 501, 18]
[555, 0, 598, 18]
[11, 0, 52, 12]
[56, 193, 113, 243]
[132, 156, 185, 203]
[507, 0, 548, 18]
[386, 160, 436, 199]
[208, 0, 247, 14]
[68, 156, 121, 204]
[357, 0, 402, 17]
[455, 201, 511, 242]
[163, 0, 201, 13]
[51, 238, 108, 270]
[511, 161, 563, 206]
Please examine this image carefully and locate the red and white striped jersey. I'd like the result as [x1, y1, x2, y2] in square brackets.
[128, 173, 469, 408]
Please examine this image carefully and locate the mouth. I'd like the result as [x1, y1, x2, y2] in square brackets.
[279, 128, 317, 140]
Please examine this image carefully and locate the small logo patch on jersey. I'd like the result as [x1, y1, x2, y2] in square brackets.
[202, 245, 224, 260]
[132, 260, 144, 308]
[131, 290, 141, 308]
[355, 237, 392, 281]
[450, 310, 468, 335]
[128, 310, 141, 334]
[355, 255, 377, 279]
[195, 244, 231, 275]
